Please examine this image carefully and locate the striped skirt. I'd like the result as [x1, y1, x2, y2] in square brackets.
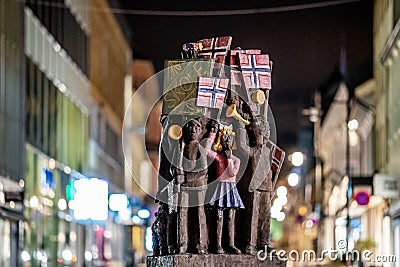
[206, 182, 245, 209]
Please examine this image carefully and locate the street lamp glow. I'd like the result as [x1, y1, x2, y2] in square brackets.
[288, 172, 300, 187]
[85, 251, 93, 261]
[118, 208, 131, 221]
[348, 119, 359, 131]
[109, 194, 128, 211]
[277, 186, 288, 197]
[58, 199, 67, 211]
[291, 152, 304, 166]
[298, 206, 308, 216]
[274, 196, 288, 206]
[276, 212, 286, 222]
[61, 249, 72, 261]
[305, 219, 314, 228]
[49, 159, 56, 169]
[29, 196, 39, 208]
[132, 215, 141, 224]
[21, 250, 31, 262]
[271, 204, 281, 214]
[276, 185, 287, 197]
[138, 208, 150, 219]
[145, 227, 154, 252]
[64, 166, 71, 174]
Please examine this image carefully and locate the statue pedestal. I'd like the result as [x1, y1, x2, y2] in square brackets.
[147, 254, 286, 267]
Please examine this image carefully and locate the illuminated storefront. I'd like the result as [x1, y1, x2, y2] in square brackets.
[23, 146, 132, 266]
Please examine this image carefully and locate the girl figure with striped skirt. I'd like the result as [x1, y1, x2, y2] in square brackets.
[205, 120, 244, 254]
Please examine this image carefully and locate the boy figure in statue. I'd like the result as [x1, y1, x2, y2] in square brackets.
[205, 120, 244, 254]
[237, 114, 273, 255]
[172, 118, 208, 254]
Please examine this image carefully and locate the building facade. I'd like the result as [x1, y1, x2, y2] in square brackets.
[375, 0, 400, 265]
[318, 81, 377, 256]
[0, 1, 26, 266]
[0, 0, 137, 265]
[317, 1, 400, 265]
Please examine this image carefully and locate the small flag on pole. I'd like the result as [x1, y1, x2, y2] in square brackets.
[269, 141, 285, 187]
[230, 49, 261, 86]
[239, 54, 272, 89]
[196, 77, 229, 109]
[197, 36, 232, 76]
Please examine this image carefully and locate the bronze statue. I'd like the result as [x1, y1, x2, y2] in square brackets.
[204, 120, 244, 254]
[149, 36, 287, 266]
[237, 114, 273, 255]
[171, 118, 208, 254]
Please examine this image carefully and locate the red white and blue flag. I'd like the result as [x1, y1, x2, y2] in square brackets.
[230, 49, 261, 86]
[230, 49, 261, 68]
[239, 54, 272, 89]
[269, 141, 285, 187]
[197, 36, 232, 76]
[196, 77, 228, 109]
[197, 36, 232, 61]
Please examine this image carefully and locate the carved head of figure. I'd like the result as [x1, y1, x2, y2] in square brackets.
[246, 115, 269, 147]
[256, 115, 270, 142]
[183, 118, 202, 143]
[214, 127, 235, 159]
[220, 131, 234, 152]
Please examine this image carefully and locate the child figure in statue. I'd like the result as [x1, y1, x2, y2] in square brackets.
[205, 120, 244, 254]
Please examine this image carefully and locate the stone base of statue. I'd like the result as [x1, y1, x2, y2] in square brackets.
[147, 253, 287, 267]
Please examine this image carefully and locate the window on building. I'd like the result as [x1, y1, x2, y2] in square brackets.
[90, 108, 124, 167]
[25, 59, 58, 158]
[26, 0, 89, 75]
[25, 59, 89, 170]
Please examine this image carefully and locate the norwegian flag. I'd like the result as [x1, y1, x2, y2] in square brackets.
[268, 141, 285, 187]
[239, 54, 272, 89]
[230, 49, 261, 68]
[230, 49, 261, 86]
[196, 77, 228, 109]
[197, 36, 232, 76]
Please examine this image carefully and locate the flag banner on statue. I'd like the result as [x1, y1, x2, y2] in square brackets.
[196, 77, 229, 109]
[229, 49, 262, 86]
[196, 36, 232, 76]
[239, 54, 272, 90]
[230, 49, 262, 68]
[269, 141, 285, 186]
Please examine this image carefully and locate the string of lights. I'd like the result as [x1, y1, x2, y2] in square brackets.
[14, 0, 365, 16]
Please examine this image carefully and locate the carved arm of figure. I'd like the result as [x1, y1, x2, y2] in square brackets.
[236, 122, 251, 156]
[170, 140, 185, 187]
[204, 120, 219, 159]
[226, 156, 240, 178]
